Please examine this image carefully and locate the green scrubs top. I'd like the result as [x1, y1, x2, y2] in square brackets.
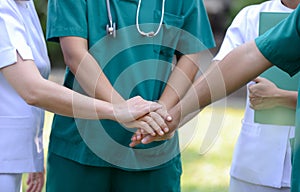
[47, 0, 215, 171]
[255, 5, 300, 192]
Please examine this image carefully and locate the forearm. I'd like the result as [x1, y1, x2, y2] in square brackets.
[34, 80, 115, 119]
[2, 56, 165, 124]
[60, 37, 124, 104]
[180, 41, 273, 118]
[159, 54, 199, 109]
[1, 58, 115, 120]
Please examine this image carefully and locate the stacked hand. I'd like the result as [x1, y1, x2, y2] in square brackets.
[113, 96, 173, 137]
[129, 106, 182, 147]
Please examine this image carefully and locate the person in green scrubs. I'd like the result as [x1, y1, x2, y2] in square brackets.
[131, 4, 300, 192]
[46, 0, 215, 191]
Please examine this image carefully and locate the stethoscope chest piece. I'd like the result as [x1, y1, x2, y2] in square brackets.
[106, 22, 116, 37]
[106, 0, 116, 38]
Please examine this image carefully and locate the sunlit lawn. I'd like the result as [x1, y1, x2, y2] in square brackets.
[22, 99, 244, 192]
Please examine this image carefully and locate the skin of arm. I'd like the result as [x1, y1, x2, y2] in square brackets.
[158, 53, 200, 109]
[131, 40, 273, 145]
[214, 59, 297, 110]
[59, 36, 170, 135]
[59, 37, 124, 103]
[1, 53, 164, 130]
[249, 76, 297, 110]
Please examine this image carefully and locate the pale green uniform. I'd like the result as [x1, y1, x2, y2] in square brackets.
[46, 0, 215, 191]
[255, 5, 300, 192]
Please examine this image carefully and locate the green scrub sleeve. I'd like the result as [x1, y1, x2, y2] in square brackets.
[46, 0, 88, 42]
[255, 5, 300, 77]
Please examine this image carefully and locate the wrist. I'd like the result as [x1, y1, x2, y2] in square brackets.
[97, 102, 115, 120]
[276, 90, 297, 109]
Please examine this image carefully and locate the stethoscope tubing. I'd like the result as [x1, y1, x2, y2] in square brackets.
[105, 0, 165, 38]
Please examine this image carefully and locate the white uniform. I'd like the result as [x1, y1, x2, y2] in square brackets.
[214, 0, 294, 190]
[0, 0, 50, 175]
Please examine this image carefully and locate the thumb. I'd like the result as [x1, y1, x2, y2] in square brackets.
[252, 76, 263, 84]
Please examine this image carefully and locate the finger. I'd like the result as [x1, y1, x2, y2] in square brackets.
[249, 97, 257, 104]
[131, 135, 137, 141]
[26, 180, 35, 192]
[141, 135, 157, 144]
[141, 131, 176, 144]
[129, 140, 141, 147]
[27, 172, 44, 192]
[155, 108, 172, 122]
[37, 181, 43, 192]
[149, 111, 169, 133]
[140, 128, 147, 135]
[248, 86, 257, 97]
[139, 120, 156, 136]
[252, 76, 262, 83]
[27, 173, 32, 185]
[143, 115, 164, 136]
[26, 174, 34, 192]
[131, 129, 142, 141]
[249, 103, 259, 110]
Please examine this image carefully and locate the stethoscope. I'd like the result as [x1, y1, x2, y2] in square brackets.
[105, 0, 166, 38]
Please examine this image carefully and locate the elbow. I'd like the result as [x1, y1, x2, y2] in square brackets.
[21, 81, 47, 107]
[23, 87, 41, 107]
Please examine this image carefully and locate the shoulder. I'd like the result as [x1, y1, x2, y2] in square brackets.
[0, 1, 25, 31]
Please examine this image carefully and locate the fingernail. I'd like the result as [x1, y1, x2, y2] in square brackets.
[142, 138, 147, 143]
[164, 128, 169, 133]
[160, 130, 164, 135]
[166, 116, 172, 121]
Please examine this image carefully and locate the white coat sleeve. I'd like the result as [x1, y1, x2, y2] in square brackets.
[0, 1, 34, 69]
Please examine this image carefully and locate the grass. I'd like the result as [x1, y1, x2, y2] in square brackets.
[22, 101, 244, 192]
[180, 106, 243, 192]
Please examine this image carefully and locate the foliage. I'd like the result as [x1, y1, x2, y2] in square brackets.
[34, 0, 64, 68]
[230, 0, 266, 21]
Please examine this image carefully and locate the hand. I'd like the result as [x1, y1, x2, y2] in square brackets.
[129, 129, 176, 147]
[26, 172, 44, 192]
[113, 96, 163, 123]
[249, 77, 281, 110]
[115, 97, 172, 136]
[129, 105, 181, 147]
[123, 110, 171, 136]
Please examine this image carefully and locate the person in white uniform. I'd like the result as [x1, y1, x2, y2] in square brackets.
[213, 0, 300, 191]
[0, 1, 171, 191]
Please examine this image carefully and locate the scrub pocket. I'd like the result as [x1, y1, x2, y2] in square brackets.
[0, 116, 35, 161]
[231, 121, 291, 187]
[153, 10, 184, 61]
